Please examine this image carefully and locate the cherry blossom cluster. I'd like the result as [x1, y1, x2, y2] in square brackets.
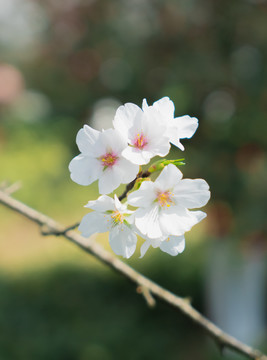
[69, 97, 210, 258]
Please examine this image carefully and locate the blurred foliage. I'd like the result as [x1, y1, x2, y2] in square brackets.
[0, 0, 267, 358]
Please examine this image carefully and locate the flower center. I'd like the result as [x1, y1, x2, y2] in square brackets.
[133, 133, 148, 149]
[157, 191, 174, 208]
[111, 210, 124, 225]
[100, 152, 118, 169]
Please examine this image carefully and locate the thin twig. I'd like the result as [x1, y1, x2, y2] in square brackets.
[0, 189, 266, 360]
[119, 170, 151, 201]
[136, 286, 156, 308]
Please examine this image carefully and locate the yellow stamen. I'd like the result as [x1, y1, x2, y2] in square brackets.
[100, 152, 118, 168]
[134, 133, 148, 149]
[157, 191, 174, 208]
[111, 210, 124, 225]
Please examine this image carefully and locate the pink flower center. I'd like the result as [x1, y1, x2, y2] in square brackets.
[133, 133, 148, 149]
[100, 152, 118, 169]
[157, 191, 174, 208]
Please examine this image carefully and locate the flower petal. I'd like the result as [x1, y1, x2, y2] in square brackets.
[122, 146, 152, 165]
[109, 225, 137, 259]
[85, 195, 115, 212]
[78, 211, 109, 238]
[173, 178, 210, 208]
[95, 128, 127, 156]
[168, 116, 198, 149]
[127, 181, 155, 207]
[118, 156, 140, 182]
[149, 141, 170, 157]
[142, 98, 149, 111]
[98, 166, 122, 194]
[134, 205, 163, 239]
[160, 235, 185, 256]
[139, 237, 163, 257]
[153, 97, 175, 121]
[187, 210, 207, 224]
[76, 125, 100, 154]
[140, 239, 152, 258]
[173, 115, 198, 139]
[155, 164, 183, 191]
[158, 206, 198, 236]
[113, 103, 143, 140]
[69, 155, 102, 186]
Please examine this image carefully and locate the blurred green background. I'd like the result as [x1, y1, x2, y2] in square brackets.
[0, 0, 266, 359]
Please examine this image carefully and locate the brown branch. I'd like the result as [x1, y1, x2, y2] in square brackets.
[118, 170, 151, 201]
[0, 189, 266, 360]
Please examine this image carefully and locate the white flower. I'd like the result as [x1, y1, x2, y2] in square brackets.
[127, 164, 210, 239]
[140, 235, 185, 258]
[113, 102, 171, 165]
[69, 125, 139, 194]
[78, 194, 138, 259]
[143, 97, 199, 151]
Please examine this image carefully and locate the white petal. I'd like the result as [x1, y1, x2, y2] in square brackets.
[173, 178, 210, 209]
[122, 146, 152, 165]
[170, 139, 184, 151]
[153, 97, 175, 120]
[127, 181, 156, 207]
[76, 125, 100, 154]
[85, 195, 115, 212]
[159, 236, 185, 256]
[142, 98, 149, 111]
[151, 238, 163, 248]
[95, 128, 127, 156]
[139, 236, 164, 257]
[158, 206, 196, 236]
[109, 225, 137, 258]
[98, 166, 122, 194]
[140, 239, 152, 258]
[148, 140, 170, 157]
[188, 210, 207, 224]
[69, 155, 102, 186]
[78, 211, 109, 238]
[169, 116, 198, 149]
[155, 164, 183, 191]
[134, 205, 163, 239]
[113, 103, 143, 140]
[159, 207, 206, 236]
[118, 157, 139, 183]
[174, 115, 198, 139]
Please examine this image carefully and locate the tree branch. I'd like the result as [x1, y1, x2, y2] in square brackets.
[0, 189, 266, 360]
[118, 170, 151, 201]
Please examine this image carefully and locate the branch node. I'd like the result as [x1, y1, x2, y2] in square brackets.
[184, 296, 192, 304]
[41, 222, 80, 236]
[137, 285, 156, 308]
[0, 181, 22, 195]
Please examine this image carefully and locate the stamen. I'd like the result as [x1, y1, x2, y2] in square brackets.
[133, 133, 148, 149]
[157, 191, 174, 208]
[111, 210, 124, 226]
[100, 152, 118, 169]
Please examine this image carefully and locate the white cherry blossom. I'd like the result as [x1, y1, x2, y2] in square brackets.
[143, 97, 199, 151]
[127, 164, 210, 239]
[69, 125, 139, 194]
[140, 235, 185, 258]
[113, 102, 170, 165]
[78, 194, 138, 259]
